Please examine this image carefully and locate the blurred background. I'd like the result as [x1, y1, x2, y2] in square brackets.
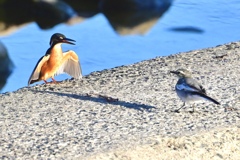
[0, 0, 239, 93]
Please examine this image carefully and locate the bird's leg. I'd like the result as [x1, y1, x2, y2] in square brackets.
[175, 102, 185, 113]
[51, 78, 59, 84]
[189, 104, 195, 113]
[43, 80, 54, 84]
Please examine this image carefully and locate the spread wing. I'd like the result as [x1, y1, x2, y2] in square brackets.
[55, 50, 82, 79]
[28, 55, 50, 86]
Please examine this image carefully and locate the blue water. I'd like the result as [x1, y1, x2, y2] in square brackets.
[1, 0, 240, 93]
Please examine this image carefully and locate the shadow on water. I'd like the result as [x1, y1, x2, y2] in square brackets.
[0, 0, 174, 91]
[30, 89, 157, 112]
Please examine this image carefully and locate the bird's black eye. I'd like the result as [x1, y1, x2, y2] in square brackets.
[176, 71, 180, 74]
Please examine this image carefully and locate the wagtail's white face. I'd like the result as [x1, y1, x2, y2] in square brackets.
[170, 68, 192, 78]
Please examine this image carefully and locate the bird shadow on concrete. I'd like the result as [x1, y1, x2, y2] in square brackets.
[30, 89, 157, 112]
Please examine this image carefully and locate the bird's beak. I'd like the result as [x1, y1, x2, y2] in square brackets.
[61, 37, 76, 45]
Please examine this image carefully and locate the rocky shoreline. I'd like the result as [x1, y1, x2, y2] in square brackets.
[1, 41, 240, 159]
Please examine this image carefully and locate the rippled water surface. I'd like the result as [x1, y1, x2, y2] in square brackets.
[1, 0, 240, 93]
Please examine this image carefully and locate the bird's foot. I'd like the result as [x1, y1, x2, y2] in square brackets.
[44, 80, 60, 84]
[51, 81, 60, 84]
[49, 78, 61, 84]
[173, 109, 180, 113]
[189, 110, 195, 114]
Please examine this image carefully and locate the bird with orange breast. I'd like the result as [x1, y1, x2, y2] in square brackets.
[28, 33, 82, 85]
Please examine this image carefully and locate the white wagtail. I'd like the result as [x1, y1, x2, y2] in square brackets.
[170, 68, 220, 113]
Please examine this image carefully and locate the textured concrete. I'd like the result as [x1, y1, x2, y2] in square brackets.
[0, 41, 240, 159]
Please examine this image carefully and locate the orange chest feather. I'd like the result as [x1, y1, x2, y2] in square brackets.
[40, 50, 63, 78]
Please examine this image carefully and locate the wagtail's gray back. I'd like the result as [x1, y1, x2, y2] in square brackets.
[170, 68, 220, 113]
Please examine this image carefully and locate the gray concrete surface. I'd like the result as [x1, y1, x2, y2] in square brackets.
[0, 41, 240, 159]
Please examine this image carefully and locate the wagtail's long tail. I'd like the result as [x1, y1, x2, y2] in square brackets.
[192, 92, 220, 105]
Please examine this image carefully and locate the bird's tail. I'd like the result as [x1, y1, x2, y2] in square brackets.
[192, 92, 220, 105]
